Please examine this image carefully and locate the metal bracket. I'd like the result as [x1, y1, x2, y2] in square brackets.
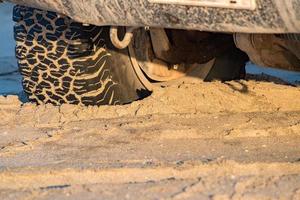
[149, 28, 171, 62]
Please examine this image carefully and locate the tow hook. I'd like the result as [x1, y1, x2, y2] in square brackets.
[109, 26, 136, 49]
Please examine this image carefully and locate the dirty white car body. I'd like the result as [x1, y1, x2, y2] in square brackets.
[5, 0, 300, 33]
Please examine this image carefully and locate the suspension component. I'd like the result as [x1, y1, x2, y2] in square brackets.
[234, 33, 300, 72]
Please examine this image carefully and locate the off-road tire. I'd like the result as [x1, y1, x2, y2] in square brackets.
[13, 5, 149, 106]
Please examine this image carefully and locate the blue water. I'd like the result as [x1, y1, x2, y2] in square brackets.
[0, 3, 23, 96]
[247, 63, 300, 85]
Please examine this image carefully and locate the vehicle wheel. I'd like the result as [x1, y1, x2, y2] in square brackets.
[13, 5, 150, 106]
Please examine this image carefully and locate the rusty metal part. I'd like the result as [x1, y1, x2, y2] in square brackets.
[110, 27, 135, 49]
[234, 33, 300, 72]
[6, 0, 300, 33]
